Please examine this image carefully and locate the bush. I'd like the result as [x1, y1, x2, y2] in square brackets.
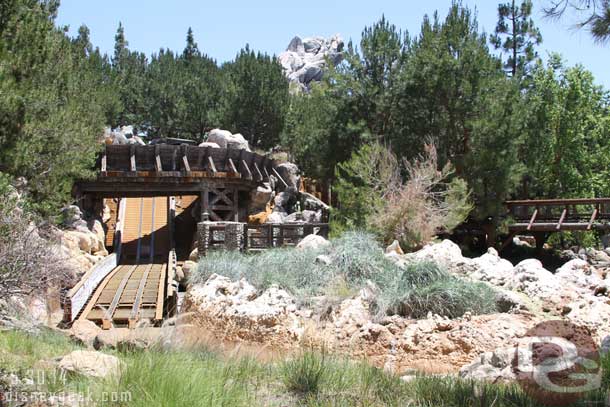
[195, 231, 498, 319]
[334, 143, 473, 251]
[280, 351, 327, 394]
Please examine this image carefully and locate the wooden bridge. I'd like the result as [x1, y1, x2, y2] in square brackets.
[502, 198, 610, 250]
[64, 197, 177, 328]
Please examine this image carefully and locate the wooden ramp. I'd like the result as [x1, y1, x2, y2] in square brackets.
[80, 197, 171, 329]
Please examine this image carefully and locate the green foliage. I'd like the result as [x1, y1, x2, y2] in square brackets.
[194, 231, 497, 319]
[3, 329, 609, 406]
[281, 351, 327, 394]
[490, 0, 542, 76]
[0, 0, 117, 215]
[220, 46, 289, 149]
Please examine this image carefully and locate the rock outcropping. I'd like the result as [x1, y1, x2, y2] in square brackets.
[279, 35, 344, 92]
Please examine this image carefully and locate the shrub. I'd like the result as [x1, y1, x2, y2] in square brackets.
[334, 143, 473, 251]
[280, 351, 327, 394]
[195, 231, 498, 320]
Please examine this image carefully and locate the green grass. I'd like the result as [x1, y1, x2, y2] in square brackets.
[1, 329, 609, 406]
[194, 231, 498, 319]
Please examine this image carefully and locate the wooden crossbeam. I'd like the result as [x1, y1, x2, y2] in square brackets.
[588, 208, 598, 230]
[527, 209, 538, 231]
[556, 208, 568, 230]
[128, 263, 154, 329]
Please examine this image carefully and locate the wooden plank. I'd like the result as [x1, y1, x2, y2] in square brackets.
[102, 264, 138, 329]
[128, 263, 154, 328]
[556, 208, 567, 230]
[78, 265, 124, 322]
[587, 208, 598, 230]
[67, 254, 118, 321]
[155, 263, 167, 321]
[527, 209, 538, 231]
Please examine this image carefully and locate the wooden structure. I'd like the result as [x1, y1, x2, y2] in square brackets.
[77, 144, 280, 222]
[503, 198, 610, 250]
[65, 197, 177, 328]
[199, 222, 330, 255]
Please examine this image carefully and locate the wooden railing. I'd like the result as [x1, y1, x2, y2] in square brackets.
[505, 198, 610, 232]
[98, 144, 277, 182]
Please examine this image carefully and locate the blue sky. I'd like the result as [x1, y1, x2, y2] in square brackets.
[57, 0, 610, 88]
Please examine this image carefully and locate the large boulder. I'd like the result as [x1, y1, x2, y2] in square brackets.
[459, 348, 518, 382]
[279, 34, 344, 91]
[249, 184, 275, 213]
[206, 129, 250, 151]
[58, 350, 121, 378]
[275, 163, 301, 190]
[296, 234, 330, 251]
[69, 320, 102, 348]
[182, 274, 303, 344]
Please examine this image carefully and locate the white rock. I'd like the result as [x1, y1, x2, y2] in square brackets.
[296, 234, 330, 251]
[198, 142, 220, 148]
[58, 350, 121, 378]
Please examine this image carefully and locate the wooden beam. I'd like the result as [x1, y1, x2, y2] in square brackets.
[102, 264, 138, 329]
[155, 145, 162, 172]
[154, 263, 167, 321]
[208, 156, 217, 173]
[588, 208, 598, 230]
[556, 208, 568, 230]
[241, 160, 253, 180]
[128, 263, 154, 329]
[272, 167, 289, 188]
[228, 158, 238, 174]
[101, 145, 107, 175]
[181, 145, 191, 173]
[130, 145, 136, 172]
[77, 265, 124, 322]
[253, 163, 263, 181]
[527, 209, 538, 231]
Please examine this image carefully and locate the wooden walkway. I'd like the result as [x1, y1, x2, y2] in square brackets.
[77, 197, 172, 329]
[79, 262, 166, 329]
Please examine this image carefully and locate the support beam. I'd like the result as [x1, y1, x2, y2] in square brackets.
[102, 264, 138, 330]
[181, 145, 191, 173]
[253, 163, 263, 181]
[527, 209, 538, 231]
[155, 145, 162, 172]
[128, 263, 154, 329]
[556, 208, 567, 230]
[228, 158, 238, 174]
[241, 160, 253, 180]
[130, 145, 136, 172]
[101, 145, 107, 175]
[588, 208, 598, 231]
[272, 168, 289, 189]
[208, 156, 217, 174]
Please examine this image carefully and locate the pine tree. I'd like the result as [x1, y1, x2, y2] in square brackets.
[490, 0, 542, 76]
[183, 27, 200, 60]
